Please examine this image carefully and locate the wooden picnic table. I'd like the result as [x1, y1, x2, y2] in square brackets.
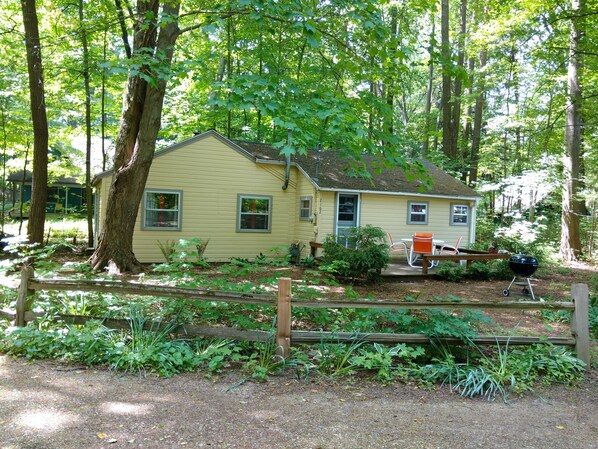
[421, 251, 511, 274]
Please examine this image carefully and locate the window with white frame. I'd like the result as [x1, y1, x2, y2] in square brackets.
[408, 201, 428, 224]
[299, 196, 312, 221]
[142, 190, 182, 230]
[237, 194, 272, 232]
[450, 203, 469, 226]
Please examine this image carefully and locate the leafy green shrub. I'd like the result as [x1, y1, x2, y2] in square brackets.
[320, 225, 389, 281]
[423, 342, 585, 400]
[349, 343, 425, 382]
[487, 259, 513, 280]
[193, 338, 245, 375]
[107, 307, 198, 376]
[155, 238, 210, 271]
[466, 262, 491, 280]
[435, 264, 465, 282]
[589, 296, 598, 338]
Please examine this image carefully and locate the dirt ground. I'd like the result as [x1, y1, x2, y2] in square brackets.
[1, 355, 597, 449]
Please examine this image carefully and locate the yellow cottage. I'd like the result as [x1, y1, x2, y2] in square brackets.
[93, 130, 481, 263]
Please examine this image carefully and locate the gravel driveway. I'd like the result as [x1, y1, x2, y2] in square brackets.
[1, 356, 597, 449]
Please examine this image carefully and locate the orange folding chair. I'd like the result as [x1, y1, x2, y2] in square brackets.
[387, 232, 409, 262]
[438, 236, 462, 255]
[414, 232, 433, 238]
[408, 235, 436, 267]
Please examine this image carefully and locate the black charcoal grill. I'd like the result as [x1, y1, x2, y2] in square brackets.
[502, 254, 539, 300]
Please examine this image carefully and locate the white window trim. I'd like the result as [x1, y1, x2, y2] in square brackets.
[237, 194, 273, 233]
[142, 189, 183, 231]
[407, 201, 429, 225]
[450, 203, 469, 226]
[299, 195, 313, 221]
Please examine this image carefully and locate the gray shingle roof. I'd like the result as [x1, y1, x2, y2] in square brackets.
[232, 140, 480, 199]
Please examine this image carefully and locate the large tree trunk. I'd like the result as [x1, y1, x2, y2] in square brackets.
[89, 0, 180, 273]
[560, 0, 584, 261]
[21, 0, 48, 244]
[440, 0, 453, 160]
[79, 0, 94, 248]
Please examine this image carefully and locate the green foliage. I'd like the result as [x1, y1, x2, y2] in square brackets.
[243, 337, 286, 381]
[320, 226, 389, 281]
[155, 238, 211, 271]
[466, 263, 491, 280]
[435, 264, 466, 282]
[424, 342, 585, 400]
[193, 339, 245, 375]
[588, 296, 598, 338]
[311, 334, 366, 377]
[349, 343, 425, 382]
[0, 241, 63, 274]
[416, 309, 492, 341]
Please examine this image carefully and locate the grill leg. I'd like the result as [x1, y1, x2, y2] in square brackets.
[526, 277, 536, 300]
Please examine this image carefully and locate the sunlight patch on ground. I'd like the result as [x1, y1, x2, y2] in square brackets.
[102, 401, 153, 416]
[15, 409, 79, 432]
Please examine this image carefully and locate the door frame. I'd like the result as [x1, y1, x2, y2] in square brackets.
[334, 192, 361, 246]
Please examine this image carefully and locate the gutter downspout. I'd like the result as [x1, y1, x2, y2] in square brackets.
[282, 128, 292, 190]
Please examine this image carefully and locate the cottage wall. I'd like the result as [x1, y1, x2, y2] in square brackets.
[359, 193, 474, 248]
[96, 135, 306, 263]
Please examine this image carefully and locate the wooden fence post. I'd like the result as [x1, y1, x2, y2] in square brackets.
[570, 283, 590, 370]
[276, 277, 292, 359]
[16, 265, 34, 327]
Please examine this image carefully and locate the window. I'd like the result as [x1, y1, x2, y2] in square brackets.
[142, 190, 182, 230]
[299, 196, 312, 221]
[237, 194, 272, 232]
[450, 203, 469, 226]
[408, 201, 428, 225]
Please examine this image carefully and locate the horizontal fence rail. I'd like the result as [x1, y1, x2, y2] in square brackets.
[2, 266, 591, 369]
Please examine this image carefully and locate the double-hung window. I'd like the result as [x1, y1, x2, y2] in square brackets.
[299, 196, 312, 221]
[142, 190, 182, 230]
[237, 194, 272, 232]
[408, 201, 428, 225]
[450, 203, 469, 226]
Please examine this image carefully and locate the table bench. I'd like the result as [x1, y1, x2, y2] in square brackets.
[421, 252, 511, 274]
[309, 241, 323, 258]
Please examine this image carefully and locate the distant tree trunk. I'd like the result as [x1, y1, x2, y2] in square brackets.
[18, 144, 29, 235]
[114, 0, 132, 59]
[21, 0, 48, 244]
[1, 107, 6, 234]
[560, 0, 584, 261]
[469, 43, 487, 186]
[422, 14, 436, 156]
[384, 6, 398, 137]
[89, 1, 181, 273]
[450, 0, 467, 165]
[440, 0, 453, 160]
[79, 0, 94, 248]
[101, 30, 108, 172]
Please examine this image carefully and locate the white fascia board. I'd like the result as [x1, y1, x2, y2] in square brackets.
[316, 187, 480, 201]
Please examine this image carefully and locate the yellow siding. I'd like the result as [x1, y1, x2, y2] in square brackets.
[292, 171, 317, 254]
[100, 136, 301, 263]
[359, 194, 473, 248]
[316, 191, 336, 242]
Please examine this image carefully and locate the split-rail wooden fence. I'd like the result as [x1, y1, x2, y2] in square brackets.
[0, 266, 591, 369]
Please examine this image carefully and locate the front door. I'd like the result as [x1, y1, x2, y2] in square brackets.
[336, 193, 359, 247]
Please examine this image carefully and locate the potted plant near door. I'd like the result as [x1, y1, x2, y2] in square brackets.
[289, 241, 304, 265]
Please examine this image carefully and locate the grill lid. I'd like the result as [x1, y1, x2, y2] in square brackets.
[509, 254, 539, 266]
